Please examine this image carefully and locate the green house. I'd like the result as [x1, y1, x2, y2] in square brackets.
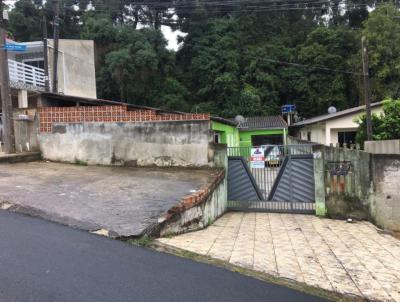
[211, 116, 288, 148]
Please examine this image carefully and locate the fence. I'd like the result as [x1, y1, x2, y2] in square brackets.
[227, 144, 314, 200]
[8, 59, 46, 88]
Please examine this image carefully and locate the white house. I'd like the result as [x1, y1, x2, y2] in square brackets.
[5, 38, 96, 109]
[291, 102, 384, 146]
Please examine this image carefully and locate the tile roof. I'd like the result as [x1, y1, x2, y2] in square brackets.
[235, 116, 288, 129]
[292, 102, 383, 127]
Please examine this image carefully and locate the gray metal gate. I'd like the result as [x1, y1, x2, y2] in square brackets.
[227, 145, 315, 213]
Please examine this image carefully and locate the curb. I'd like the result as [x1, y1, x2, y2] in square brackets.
[150, 240, 366, 302]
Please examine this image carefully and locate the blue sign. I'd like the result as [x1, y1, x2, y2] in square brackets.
[282, 104, 296, 114]
[4, 43, 27, 52]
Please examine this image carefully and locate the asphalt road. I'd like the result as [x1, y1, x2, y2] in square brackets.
[0, 211, 328, 302]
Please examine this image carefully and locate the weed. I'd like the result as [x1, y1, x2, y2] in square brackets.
[127, 235, 153, 248]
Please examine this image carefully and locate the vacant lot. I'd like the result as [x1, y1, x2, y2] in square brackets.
[0, 162, 214, 237]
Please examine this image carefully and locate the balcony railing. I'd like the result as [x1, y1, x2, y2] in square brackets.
[8, 59, 46, 88]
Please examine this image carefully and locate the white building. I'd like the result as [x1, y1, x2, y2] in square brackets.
[5, 38, 96, 109]
[291, 102, 384, 146]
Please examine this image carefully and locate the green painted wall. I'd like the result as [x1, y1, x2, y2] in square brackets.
[239, 129, 286, 147]
[212, 121, 287, 148]
[211, 121, 240, 147]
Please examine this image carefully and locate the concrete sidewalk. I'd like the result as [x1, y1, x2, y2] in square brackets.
[158, 212, 400, 302]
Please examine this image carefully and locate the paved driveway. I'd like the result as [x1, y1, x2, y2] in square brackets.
[0, 211, 328, 302]
[0, 162, 214, 237]
[158, 212, 400, 302]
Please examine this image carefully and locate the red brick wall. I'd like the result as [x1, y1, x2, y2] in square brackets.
[38, 106, 210, 133]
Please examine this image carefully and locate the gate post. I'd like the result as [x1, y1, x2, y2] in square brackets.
[313, 145, 327, 216]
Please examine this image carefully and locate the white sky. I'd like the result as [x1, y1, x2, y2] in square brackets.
[162, 26, 185, 51]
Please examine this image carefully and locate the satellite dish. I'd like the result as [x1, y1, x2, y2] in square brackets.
[328, 106, 337, 114]
[235, 115, 245, 124]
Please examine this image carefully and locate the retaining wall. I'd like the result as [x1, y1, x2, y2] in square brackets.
[38, 106, 214, 167]
[148, 146, 228, 237]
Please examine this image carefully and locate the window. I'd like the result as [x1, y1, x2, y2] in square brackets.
[251, 134, 283, 146]
[338, 131, 357, 147]
[307, 132, 312, 142]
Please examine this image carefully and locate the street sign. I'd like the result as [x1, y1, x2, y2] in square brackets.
[281, 104, 296, 114]
[250, 147, 265, 169]
[3, 43, 27, 52]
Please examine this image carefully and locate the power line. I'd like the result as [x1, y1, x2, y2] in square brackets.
[263, 58, 363, 75]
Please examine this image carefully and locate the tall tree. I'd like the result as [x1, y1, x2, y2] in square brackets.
[362, 3, 400, 102]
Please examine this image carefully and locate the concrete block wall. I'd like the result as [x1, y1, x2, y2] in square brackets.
[39, 121, 214, 167]
[37, 105, 214, 167]
[368, 154, 400, 232]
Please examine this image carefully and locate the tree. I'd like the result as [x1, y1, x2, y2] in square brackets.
[362, 4, 400, 102]
[356, 100, 400, 146]
[9, 0, 400, 119]
[8, 0, 44, 41]
[291, 26, 359, 118]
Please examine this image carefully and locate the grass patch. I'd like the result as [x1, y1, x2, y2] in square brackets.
[127, 235, 153, 248]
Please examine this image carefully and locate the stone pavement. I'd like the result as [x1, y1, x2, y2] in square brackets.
[158, 212, 400, 302]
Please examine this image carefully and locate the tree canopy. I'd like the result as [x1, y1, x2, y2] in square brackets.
[7, 0, 400, 118]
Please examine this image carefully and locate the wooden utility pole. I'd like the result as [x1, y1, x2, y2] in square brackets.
[361, 36, 373, 141]
[0, 0, 15, 153]
[43, 14, 50, 92]
[52, 0, 60, 93]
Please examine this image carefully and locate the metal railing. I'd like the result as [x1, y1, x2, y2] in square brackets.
[228, 145, 315, 200]
[8, 59, 46, 88]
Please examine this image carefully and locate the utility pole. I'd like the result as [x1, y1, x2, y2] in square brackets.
[43, 14, 50, 92]
[361, 36, 373, 141]
[52, 0, 60, 93]
[0, 0, 15, 153]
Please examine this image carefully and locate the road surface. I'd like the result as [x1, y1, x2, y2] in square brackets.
[0, 211, 328, 302]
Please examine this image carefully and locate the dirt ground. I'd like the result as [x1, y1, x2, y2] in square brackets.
[0, 162, 214, 237]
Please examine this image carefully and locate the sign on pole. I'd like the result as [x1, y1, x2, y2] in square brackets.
[3, 43, 27, 52]
[250, 147, 265, 169]
[281, 104, 296, 114]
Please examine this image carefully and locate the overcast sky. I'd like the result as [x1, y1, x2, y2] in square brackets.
[162, 26, 185, 51]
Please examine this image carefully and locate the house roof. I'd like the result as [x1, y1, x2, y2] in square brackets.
[211, 115, 288, 129]
[235, 116, 288, 130]
[41, 92, 186, 115]
[291, 101, 384, 127]
[210, 116, 238, 126]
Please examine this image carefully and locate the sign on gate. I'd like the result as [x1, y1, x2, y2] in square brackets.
[250, 147, 265, 169]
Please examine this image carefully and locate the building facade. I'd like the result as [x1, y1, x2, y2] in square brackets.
[5, 38, 96, 110]
[211, 116, 288, 148]
[291, 102, 383, 146]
